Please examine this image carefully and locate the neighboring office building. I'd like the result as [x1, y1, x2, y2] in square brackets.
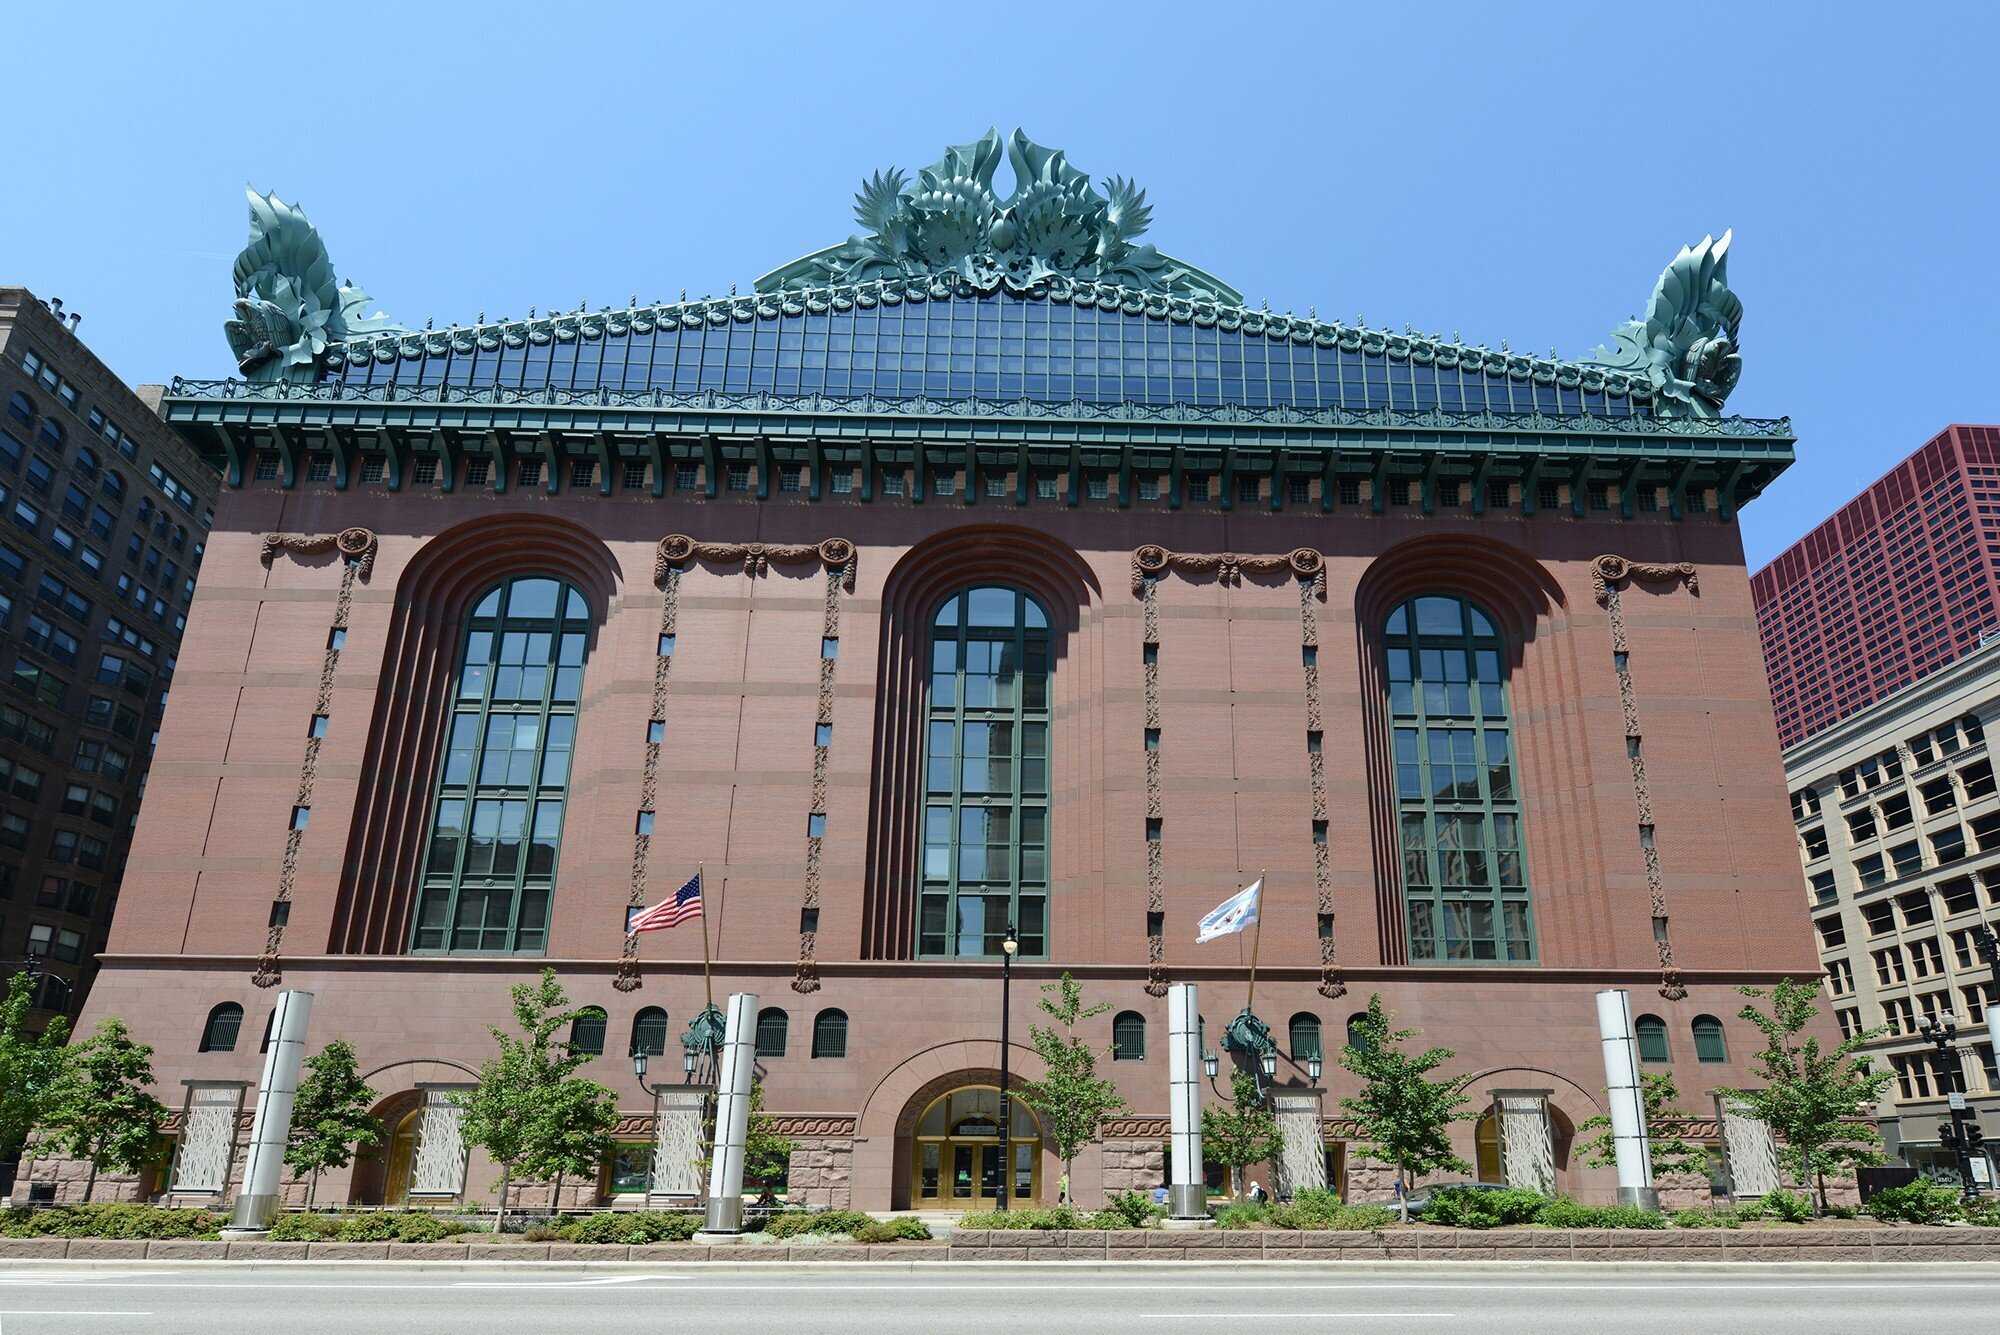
[1784, 637, 2000, 1187]
[1753, 424, 2000, 749]
[33, 132, 1816, 1212]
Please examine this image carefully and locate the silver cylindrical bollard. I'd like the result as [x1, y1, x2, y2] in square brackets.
[702, 992, 757, 1235]
[1167, 983, 1207, 1221]
[1596, 988, 1658, 1210]
[225, 989, 314, 1235]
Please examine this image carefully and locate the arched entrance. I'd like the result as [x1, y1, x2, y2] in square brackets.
[909, 1085, 1042, 1209]
[381, 1106, 423, 1207]
[347, 1090, 424, 1207]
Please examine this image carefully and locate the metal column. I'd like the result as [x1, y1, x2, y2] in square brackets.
[225, 989, 314, 1234]
[1595, 988, 1657, 1210]
[701, 992, 757, 1235]
[1167, 983, 1207, 1221]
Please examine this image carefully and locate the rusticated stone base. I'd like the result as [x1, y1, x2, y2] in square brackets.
[784, 1137, 855, 1209]
[1099, 1138, 1165, 1196]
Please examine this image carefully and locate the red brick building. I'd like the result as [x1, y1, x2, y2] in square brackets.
[1753, 424, 2000, 748]
[34, 135, 1817, 1211]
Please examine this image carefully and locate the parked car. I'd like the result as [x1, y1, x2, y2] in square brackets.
[1400, 1181, 1513, 1217]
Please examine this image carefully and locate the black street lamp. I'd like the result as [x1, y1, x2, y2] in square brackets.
[1306, 1053, 1324, 1083]
[1919, 1016, 1982, 1203]
[997, 924, 1018, 1212]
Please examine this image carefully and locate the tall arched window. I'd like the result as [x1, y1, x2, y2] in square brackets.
[569, 1006, 607, 1057]
[411, 576, 591, 954]
[812, 1008, 848, 1058]
[630, 1006, 669, 1057]
[1634, 1013, 1671, 1063]
[198, 1002, 243, 1052]
[1384, 594, 1534, 962]
[1289, 1012, 1323, 1061]
[756, 1007, 789, 1058]
[1345, 1012, 1373, 1054]
[1112, 1010, 1147, 1061]
[918, 587, 1050, 958]
[5, 390, 32, 425]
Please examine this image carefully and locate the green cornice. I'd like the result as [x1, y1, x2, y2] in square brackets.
[322, 274, 1667, 409]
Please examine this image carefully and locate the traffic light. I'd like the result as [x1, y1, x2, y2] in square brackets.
[1940, 1125, 1960, 1151]
[1967, 1123, 1986, 1152]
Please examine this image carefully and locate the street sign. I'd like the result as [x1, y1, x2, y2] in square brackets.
[1949, 1092, 1968, 1111]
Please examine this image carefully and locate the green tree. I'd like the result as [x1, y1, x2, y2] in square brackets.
[284, 1040, 381, 1208]
[0, 973, 71, 1168]
[1015, 973, 1128, 1193]
[1337, 993, 1471, 1220]
[743, 1082, 796, 1191]
[1578, 1071, 1711, 1180]
[42, 1017, 168, 1202]
[1729, 978, 1893, 1215]
[457, 969, 615, 1227]
[1201, 1070, 1281, 1201]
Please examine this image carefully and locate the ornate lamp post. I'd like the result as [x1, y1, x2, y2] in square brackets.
[997, 924, 1018, 1212]
[1306, 1053, 1323, 1084]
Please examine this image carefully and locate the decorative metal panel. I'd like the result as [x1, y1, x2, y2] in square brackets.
[1495, 1094, 1556, 1195]
[1273, 1093, 1328, 1198]
[651, 1088, 710, 1198]
[409, 1088, 468, 1197]
[1718, 1097, 1781, 1197]
[173, 1086, 240, 1193]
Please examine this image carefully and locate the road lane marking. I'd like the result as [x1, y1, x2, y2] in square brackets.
[1, 1279, 1998, 1293]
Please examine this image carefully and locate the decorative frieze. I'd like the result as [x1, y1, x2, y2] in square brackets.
[615, 558, 682, 992]
[1130, 543, 1326, 597]
[796, 556, 854, 995]
[653, 534, 857, 592]
[1591, 553, 1699, 1001]
[1139, 572, 1167, 997]
[251, 528, 377, 987]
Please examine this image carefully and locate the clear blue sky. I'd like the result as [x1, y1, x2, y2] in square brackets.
[6, 2, 1995, 569]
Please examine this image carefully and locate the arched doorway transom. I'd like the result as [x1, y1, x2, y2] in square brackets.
[909, 1084, 1042, 1209]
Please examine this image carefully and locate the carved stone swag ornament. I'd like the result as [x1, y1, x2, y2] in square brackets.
[615, 536, 856, 993]
[1590, 554, 1699, 1000]
[251, 528, 378, 987]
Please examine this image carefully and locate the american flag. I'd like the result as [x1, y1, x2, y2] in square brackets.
[628, 872, 703, 933]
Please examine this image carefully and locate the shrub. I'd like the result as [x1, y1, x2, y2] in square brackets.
[1670, 1206, 1742, 1229]
[762, 1209, 876, 1239]
[1099, 1190, 1164, 1228]
[1534, 1198, 1668, 1230]
[553, 1211, 699, 1245]
[1962, 1200, 2000, 1227]
[1864, 1181, 1965, 1226]
[1823, 1203, 1858, 1220]
[1422, 1186, 1549, 1229]
[1267, 1189, 1396, 1231]
[0, 1204, 221, 1240]
[957, 1206, 1087, 1231]
[1213, 1202, 1270, 1230]
[852, 1217, 931, 1243]
[1762, 1190, 1814, 1223]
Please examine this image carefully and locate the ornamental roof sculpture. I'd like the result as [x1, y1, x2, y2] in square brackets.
[754, 128, 1242, 304]
[224, 188, 404, 383]
[1579, 231, 1743, 419]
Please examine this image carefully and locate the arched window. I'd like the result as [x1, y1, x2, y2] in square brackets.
[74, 446, 99, 480]
[1634, 1013, 1671, 1063]
[198, 1002, 243, 1052]
[1384, 594, 1534, 962]
[812, 1008, 848, 1058]
[38, 418, 62, 450]
[918, 587, 1051, 958]
[100, 470, 124, 501]
[1112, 1010, 1146, 1061]
[1345, 1011, 1374, 1053]
[1289, 1012, 1323, 1061]
[1691, 1015, 1728, 1063]
[569, 1006, 607, 1057]
[630, 1006, 668, 1057]
[5, 390, 32, 425]
[411, 575, 591, 953]
[756, 1007, 789, 1058]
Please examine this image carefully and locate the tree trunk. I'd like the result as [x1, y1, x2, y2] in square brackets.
[84, 1157, 99, 1203]
[1814, 1168, 1827, 1217]
[495, 1166, 512, 1232]
[307, 1169, 319, 1210]
[1397, 1171, 1410, 1224]
[552, 1171, 565, 1216]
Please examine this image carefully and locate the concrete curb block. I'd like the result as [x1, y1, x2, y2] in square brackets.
[1, 1228, 1997, 1262]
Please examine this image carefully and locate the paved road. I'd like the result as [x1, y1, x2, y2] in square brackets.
[3, 1262, 1999, 1334]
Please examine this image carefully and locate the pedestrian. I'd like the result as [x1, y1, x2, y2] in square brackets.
[1247, 1179, 1268, 1204]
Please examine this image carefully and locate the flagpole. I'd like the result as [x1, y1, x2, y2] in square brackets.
[1246, 869, 1266, 1013]
[698, 862, 713, 1011]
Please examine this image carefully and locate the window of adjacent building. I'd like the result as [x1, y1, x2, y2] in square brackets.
[1898, 891, 1935, 927]
[1113, 1010, 1148, 1061]
[1847, 807, 1877, 842]
[1920, 776, 1956, 815]
[1889, 840, 1923, 879]
[1940, 877, 1979, 916]
[1873, 946, 1905, 985]
[1883, 996, 1916, 1035]
[1908, 936, 1945, 978]
[1856, 853, 1886, 890]
[1881, 793, 1913, 831]
[1826, 957, 1854, 995]
[569, 1006, 607, 1056]
[1808, 871, 1837, 907]
[1385, 595, 1533, 963]
[1814, 914, 1846, 949]
[811, 1008, 847, 1058]
[1932, 825, 1966, 864]
[1911, 731, 1936, 768]
[1689, 1015, 1727, 1063]
[1800, 825, 1828, 859]
[1634, 1014, 1671, 1063]
[918, 587, 1050, 959]
[756, 1007, 789, 1058]
[1836, 1007, 1862, 1041]
[1962, 759, 1996, 801]
[410, 576, 591, 954]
